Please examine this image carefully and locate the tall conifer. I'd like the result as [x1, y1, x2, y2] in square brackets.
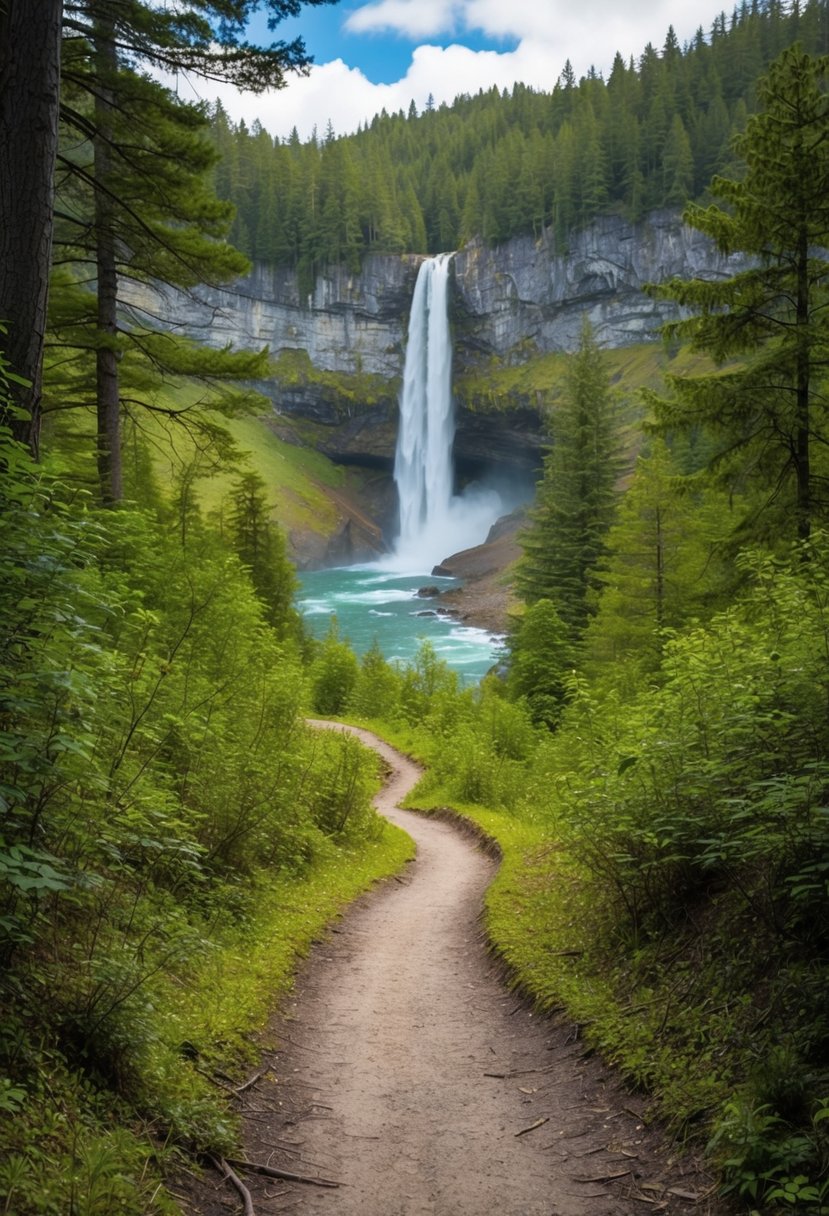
[650, 46, 829, 543]
[516, 317, 621, 635]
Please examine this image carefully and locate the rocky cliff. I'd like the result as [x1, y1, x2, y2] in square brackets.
[128, 209, 737, 485]
[452, 210, 736, 359]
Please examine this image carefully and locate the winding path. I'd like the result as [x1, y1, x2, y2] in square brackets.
[181, 724, 717, 1216]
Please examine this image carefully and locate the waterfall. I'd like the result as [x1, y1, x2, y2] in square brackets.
[392, 253, 502, 571]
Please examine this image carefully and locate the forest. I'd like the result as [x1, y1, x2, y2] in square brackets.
[0, 0, 829, 1213]
[211, 0, 829, 287]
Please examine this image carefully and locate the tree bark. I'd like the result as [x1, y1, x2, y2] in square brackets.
[0, 0, 63, 455]
[93, 19, 123, 503]
[795, 221, 811, 543]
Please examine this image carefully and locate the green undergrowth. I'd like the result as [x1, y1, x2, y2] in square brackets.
[0, 819, 413, 1216]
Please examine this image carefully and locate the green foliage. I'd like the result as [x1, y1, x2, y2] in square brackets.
[227, 470, 298, 636]
[540, 543, 829, 939]
[0, 361, 406, 1211]
[310, 618, 360, 715]
[516, 317, 621, 633]
[348, 639, 402, 720]
[709, 1092, 829, 1210]
[506, 600, 574, 728]
[583, 437, 733, 679]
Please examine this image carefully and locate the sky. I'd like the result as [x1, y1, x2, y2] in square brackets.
[181, 0, 734, 141]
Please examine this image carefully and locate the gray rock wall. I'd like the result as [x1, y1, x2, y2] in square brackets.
[125, 254, 422, 379]
[126, 210, 736, 381]
[452, 210, 738, 359]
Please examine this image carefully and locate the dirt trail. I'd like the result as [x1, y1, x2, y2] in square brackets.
[179, 724, 719, 1216]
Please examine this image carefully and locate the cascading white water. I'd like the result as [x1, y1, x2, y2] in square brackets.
[392, 253, 502, 570]
[394, 253, 455, 561]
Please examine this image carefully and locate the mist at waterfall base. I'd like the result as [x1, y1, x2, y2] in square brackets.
[298, 253, 516, 683]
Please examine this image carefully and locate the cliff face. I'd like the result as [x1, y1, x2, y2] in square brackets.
[452, 210, 736, 360]
[130, 211, 736, 479]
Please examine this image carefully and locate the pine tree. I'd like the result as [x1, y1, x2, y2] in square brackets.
[52, 0, 335, 500]
[506, 599, 573, 728]
[516, 317, 621, 635]
[584, 438, 729, 674]
[228, 472, 297, 637]
[650, 47, 829, 543]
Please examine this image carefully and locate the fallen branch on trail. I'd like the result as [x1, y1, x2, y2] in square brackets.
[226, 1156, 341, 1189]
[234, 1069, 266, 1096]
[209, 1156, 255, 1216]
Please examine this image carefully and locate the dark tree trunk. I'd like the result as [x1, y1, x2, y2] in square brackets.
[93, 20, 122, 503]
[0, 0, 63, 456]
[795, 222, 811, 543]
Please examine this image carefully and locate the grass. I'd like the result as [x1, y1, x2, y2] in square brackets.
[155, 820, 414, 1069]
[455, 340, 714, 416]
[42, 367, 369, 542]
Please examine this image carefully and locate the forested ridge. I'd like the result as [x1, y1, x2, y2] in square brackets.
[211, 0, 829, 288]
[1, 1, 829, 1214]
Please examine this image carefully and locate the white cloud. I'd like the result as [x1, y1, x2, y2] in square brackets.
[347, 0, 717, 50]
[179, 0, 730, 141]
[346, 0, 466, 39]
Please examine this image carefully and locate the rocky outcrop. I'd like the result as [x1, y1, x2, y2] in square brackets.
[126, 254, 422, 380]
[127, 210, 738, 489]
[130, 210, 732, 381]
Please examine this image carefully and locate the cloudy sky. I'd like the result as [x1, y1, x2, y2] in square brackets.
[189, 0, 731, 140]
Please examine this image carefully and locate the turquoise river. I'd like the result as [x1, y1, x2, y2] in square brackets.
[298, 565, 504, 684]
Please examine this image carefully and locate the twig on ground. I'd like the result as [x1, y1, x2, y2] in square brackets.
[227, 1157, 341, 1189]
[515, 1116, 550, 1137]
[208, 1155, 255, 1216]
[235, 1070, 266, 1097]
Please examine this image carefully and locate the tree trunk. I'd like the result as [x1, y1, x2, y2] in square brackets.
[93, 20, 122, 503]
[795, 221, 811, 543]
[0, 0, 62, 455]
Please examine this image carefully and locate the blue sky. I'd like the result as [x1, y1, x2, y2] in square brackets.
[247, 5, 520, 85]
[194, 1, 735, 141]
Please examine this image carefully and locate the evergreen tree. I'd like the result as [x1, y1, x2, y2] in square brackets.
[516, 317, 621, 635]
[650, 47, 829, 543]
[506, 599, 573, 728]
[228, 471, 297, 636]
[52, 0, 335, 500]
[584, 438, 729, 675]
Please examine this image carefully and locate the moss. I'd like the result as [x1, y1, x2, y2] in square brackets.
[455, 341, 714, 418]
[273, 349, 399, 415]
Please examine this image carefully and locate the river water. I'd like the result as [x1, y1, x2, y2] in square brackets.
[298, 564, 504, 683]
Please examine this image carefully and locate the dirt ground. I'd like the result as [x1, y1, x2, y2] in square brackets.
[172, 725, 725, 1216]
